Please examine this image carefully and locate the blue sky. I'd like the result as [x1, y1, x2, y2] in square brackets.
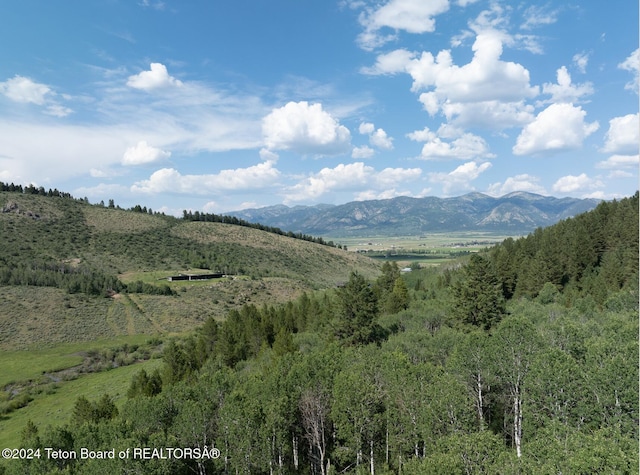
[0, 0, 637, 214]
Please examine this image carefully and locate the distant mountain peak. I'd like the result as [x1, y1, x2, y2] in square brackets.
[460, 191, 491, 199]
[501, 191, 547, 200]
[228, 193, 602, 237]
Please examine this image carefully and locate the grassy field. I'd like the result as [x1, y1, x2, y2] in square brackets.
[0, 334, 165, 450]
[0, 358, 163, 449]
[0, 335, 161, 387]
[334, 232, 519, 250]
[334, 232, 520, 267]
[169, 221, 381, 285]
[0, 277, 318, 351]
[0, 287, 168, 351]
[0, 350, 83, 389]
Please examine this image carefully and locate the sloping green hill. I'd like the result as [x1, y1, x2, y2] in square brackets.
[0, 191, 380, 349]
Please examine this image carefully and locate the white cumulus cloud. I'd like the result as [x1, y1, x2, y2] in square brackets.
[370, 128, 394, 149]
[0, 76, 51, 104]
[259, 148, 279, 161]
[356, 0, 450, 50]
[428, 160, 492, 194]
[406, 127, 437, 142]
[358, 121, 394, 151]
[0, 75, 72, 117]
[438, 99, 535, 129]
[409, 126, 494, 160]
[619, 48, 639, 94]
[360, 49, 415, 75]
[552, 173, 604, 194]
[513, 103, 599, 155]
[352, 145, 375, 159]
[596, 154, 639, 169]
[601, 113, 639, 155]
[285, 162, 371, 201]
[127, 63, 184, 91]
[131, 161, 280, 194]
[359, 122, 375, 134]
[542, 66, 594, 103]
[122, 140, 171, 166]
[486, 174, 546, 196]
[376, 166, 422, 187]
[262, 101, 351, 156]
[366, 30, 538, 129]
[284, 161, 421, 202]
[407, 32, 538, 101]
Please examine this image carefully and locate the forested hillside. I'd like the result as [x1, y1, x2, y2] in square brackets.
[4, 193, 637, 474]
[489, 191, 638, 303]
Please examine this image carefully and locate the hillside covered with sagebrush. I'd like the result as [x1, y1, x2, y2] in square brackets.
[0, 185, 379, 349]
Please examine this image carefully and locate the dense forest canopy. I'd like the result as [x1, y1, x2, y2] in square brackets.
[1, 190, 638, 474]
[488, 191, 638, 303]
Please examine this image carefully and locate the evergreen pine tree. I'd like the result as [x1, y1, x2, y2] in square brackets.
[453, 254, 505, 330]
[335, 272, 381, 345]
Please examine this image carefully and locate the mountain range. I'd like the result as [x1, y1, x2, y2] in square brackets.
[229, 192, 601, 237]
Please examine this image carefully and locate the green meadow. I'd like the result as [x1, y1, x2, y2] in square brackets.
[0, 358, 163, 450]
[335, 232, 521, 266]
[0, 335, 160, 387]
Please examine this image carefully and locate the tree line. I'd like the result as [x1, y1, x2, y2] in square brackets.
[0, 182, 76, 200]
[0, 182, 343, 252]
[0, 260, 173, 297]
[182, 210, 343, 249]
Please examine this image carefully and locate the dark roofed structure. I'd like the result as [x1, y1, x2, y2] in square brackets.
[167, 273, 224, 282]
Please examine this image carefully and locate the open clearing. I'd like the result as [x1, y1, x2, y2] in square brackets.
[0, 333, 166, 450]
[335, 231, 519, 250]
[334, 232, 520, 267]
[0, 335, 159, 387]
[0, 358, 163, 450]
